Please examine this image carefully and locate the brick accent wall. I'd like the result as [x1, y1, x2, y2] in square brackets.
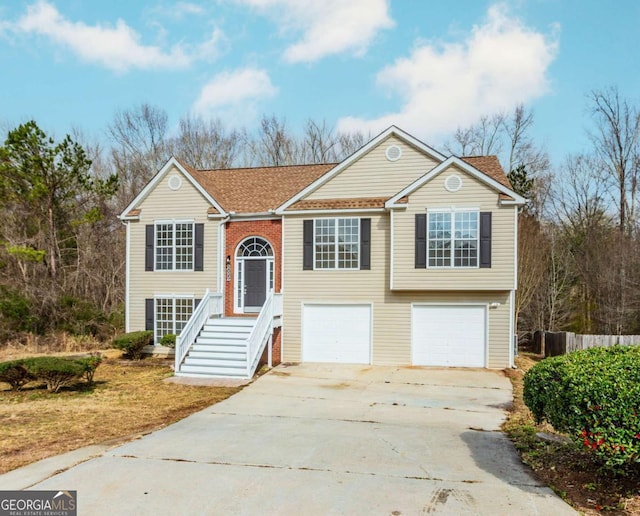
[224, 219, 282, 364]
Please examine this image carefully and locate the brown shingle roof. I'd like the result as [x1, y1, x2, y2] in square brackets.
[126, 209, 141, 217]
[289, 197, 389, 211]
[460, 156, 513, 190]
[189, 163, 336, 213]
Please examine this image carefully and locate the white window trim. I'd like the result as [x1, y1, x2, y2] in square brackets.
[426, 208, 480, 269]
[313, 217, 361, 271]
[154, 219, 195, 272]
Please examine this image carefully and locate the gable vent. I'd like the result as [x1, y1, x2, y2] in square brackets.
[168, 175, 182, 191]
[385, 144, 402, 162]
[444, 174, 462, 192]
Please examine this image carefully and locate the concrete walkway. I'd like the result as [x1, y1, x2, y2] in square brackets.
[1, 364, 576, 515]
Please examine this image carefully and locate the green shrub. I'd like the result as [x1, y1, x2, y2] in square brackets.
[524, 346, 640, 470]
[159, 334, 176, 349]
[0, 360, 34, 390]
[22, 357, 85, 393]
[77, 354, 102, 384]
[112, 331, 153, 360]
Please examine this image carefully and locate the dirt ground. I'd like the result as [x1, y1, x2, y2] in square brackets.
[0, 351, 241, 474]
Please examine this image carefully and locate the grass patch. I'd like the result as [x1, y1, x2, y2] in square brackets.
[504, 353, 640, 515]
[0, 351, 241, 474]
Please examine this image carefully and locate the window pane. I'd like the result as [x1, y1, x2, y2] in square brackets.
[338, 218, 359, 269]
[174, 298, 193, 334]
[428, 212, 451, 267]
[453, 212, 478, 267]
[155, 298, 194, 343]
[155, 224, 173, 270]
[175, 223, 193, 270]
[155, 298, 173, 342]
[314, 219, 335, 269]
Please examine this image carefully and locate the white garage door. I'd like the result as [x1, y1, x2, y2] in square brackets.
[412, 305, 486, 367]
[302, 304, 371, 363]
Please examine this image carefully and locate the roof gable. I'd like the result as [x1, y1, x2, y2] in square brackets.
[119, 157, 226, 220]
[385, 156, 526, 208]
[275, 126, 446, 214]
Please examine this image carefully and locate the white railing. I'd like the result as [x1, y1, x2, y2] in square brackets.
[245, 292, 283, 377]
[175, 290, 223, 372]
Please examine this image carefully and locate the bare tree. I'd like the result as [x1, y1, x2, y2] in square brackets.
[247, 115, 301, 166]
[503, 104, 550, 176]
[300, 119, 339, 163]
[168, 116, 242, 169]
[108, 104, 170, 204]
[588, 87, 640, 234]
[446, 113, 504, 156]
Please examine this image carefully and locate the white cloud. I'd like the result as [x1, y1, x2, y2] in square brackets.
[192, 67, 277, 124]
[4, 1, 224, 72]
[337, 4, 558, 140]
[233, 0, 394, 63]
[174, 2, 205, 17]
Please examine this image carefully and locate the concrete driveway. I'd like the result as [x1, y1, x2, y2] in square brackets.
[1, 364, 575, 515]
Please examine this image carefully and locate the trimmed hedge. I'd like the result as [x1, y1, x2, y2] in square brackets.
[112, 331, 153, 359]
[0, 360, 34, 390]
[523, 345, 640, 469]
[23, 357, 85, 393]
[0, 355, 102, 393]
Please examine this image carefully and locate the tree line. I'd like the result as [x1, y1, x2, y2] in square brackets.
[448, 87, 640, 339]
[0, 86, 638, 342]
[0, 111, 367, 340]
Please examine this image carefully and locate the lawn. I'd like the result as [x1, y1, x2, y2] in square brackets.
[504, 353, 640, 515]
[0, 351, 241, 474]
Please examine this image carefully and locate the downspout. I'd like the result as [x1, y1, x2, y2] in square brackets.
[218, 214, 231, 305]
[120, 219, 131, 333]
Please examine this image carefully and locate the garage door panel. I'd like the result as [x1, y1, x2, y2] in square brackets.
[412, 305, 485, 367]
[303, 304, 371, 364]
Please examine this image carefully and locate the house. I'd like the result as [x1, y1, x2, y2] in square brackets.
[119, 126, 526, 378]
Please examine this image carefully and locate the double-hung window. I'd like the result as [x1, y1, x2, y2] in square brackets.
[155, 222, 194, 271]
[314, 218, 360, 269]
[155, 297, 194, 342]
[428, 210, 479, 267]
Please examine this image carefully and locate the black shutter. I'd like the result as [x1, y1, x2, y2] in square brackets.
[145, 225, 154, 271]
[303, 220, 314, 270]
[415, 214, 427, 269]
[194, 298, 201, 310]
[194, 223, 204, 271]
[360, 218, 371, 270]
[145, 299, 154, 331]
[479, 212, 492, 268]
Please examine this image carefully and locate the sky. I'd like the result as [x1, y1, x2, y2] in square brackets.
[0, 0, 639, 168]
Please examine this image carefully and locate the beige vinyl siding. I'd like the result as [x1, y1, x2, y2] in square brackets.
[128, 165, 218, 333]
[392, 165, 515, 290]
[306, 135, 439, 200]
[282, 213, 512, 368]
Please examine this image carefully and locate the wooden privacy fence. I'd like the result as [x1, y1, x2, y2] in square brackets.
[532, 331, 640, 357]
